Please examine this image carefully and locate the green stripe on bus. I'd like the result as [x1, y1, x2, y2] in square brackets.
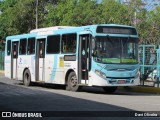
[102, 58, 136, 63]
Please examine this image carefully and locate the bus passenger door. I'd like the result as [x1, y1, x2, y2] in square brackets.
[78, 34, 91, 84]
[36, 39, 46, 81]
[11, 41, 19, 79]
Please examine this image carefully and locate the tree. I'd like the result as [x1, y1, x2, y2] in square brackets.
[143, 5, 160, 45]
[0, 0, 160, 46]
[99, 0, 130, 25]
[0, 0, 19, 39]
[0, 0, 57, 39]
[65, 0, 100, 26]
[44, 0, 100, 26]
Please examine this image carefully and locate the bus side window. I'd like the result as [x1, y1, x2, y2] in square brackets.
[27, 37, 35, 55]
[63, 45, 67, 53]
[39, 41, 44, 58]
[7, 40, 11, 56]
[13, 44, 17, 58]
[62, 33, 77, 53]
[19, 38, 27, 55]
[47, 35, 60, 54]
[70, 40, 76, 53]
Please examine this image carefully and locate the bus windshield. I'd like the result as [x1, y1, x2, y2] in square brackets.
[94, 36, 138, 64]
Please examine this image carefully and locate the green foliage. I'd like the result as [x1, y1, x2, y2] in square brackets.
[68, 0, 100, 25]
[99, 0, 130, 25]
[0, 0, 160, 46]
[0, 0, 36, 39]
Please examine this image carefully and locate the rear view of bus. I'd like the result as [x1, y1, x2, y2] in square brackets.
[89, 25, 139, 93]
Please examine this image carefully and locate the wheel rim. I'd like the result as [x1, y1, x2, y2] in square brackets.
[70, 76, 77, 87]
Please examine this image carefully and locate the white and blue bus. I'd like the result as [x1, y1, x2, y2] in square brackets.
[5, 24, 140, 93]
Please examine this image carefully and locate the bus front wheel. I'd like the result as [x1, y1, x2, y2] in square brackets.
[66, 72, 81, 92]
[103, 86, 117, 94]
[23, 69, 31, 86]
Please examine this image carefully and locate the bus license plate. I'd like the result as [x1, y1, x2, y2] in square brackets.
[117, 80, 126, 84]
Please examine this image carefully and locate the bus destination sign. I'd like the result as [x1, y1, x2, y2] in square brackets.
[96, 26, 137, 35]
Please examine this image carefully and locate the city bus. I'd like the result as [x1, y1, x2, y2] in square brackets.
[5, 24, 140, 93]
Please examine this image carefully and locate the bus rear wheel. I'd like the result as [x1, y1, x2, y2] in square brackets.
[103, 86, 117, 94]
[23, 69, 31, 86]
[66, 72, 81, 92]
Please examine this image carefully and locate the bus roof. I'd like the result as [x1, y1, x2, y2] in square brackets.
[51, 24, 136, 35]
[30, 26, 74, 33]
[6, 24, 137, 40]
[6, 33, 36, 40]
[30, 24, 136, 34]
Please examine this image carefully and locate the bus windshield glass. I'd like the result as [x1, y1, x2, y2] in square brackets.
[94, 36, 138, 64]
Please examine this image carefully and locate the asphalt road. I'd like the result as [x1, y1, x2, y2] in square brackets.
[0, 75, 160, 120]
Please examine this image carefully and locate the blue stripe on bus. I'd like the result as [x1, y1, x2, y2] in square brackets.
[51, 55, 58, 81]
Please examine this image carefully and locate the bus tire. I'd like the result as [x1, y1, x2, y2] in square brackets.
[103, 86, 117, 94]
[23, 69, 31, 86]
[66, 72, 81, 92]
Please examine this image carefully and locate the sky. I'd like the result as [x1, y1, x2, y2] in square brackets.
[98, 0, 160, 10]
[144, 0, 160, 10]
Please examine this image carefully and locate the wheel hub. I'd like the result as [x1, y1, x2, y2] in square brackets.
[70, 76, 77, 87]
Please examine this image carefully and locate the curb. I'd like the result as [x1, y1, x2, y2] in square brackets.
[118, 86, 160, 94]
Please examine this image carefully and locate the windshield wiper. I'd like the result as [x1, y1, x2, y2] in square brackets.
[106, 35, 114, 46]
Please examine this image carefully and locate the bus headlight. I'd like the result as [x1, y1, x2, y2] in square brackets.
[95, 69, 106, 78]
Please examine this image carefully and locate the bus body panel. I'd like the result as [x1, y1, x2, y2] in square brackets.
[39, 58, 44, 81]
[53, 55, 65, 84]
[45, 54, 65, 84]
[17, 55, 36, 81]
[17, 56, 27, 80]
[4, 24, 140, 90]
[89, 70, 139, 86]
[63, 59, 78, 83]
[44, 54, 78, 84]
[89, 60, 140, 86]
[5, 56, 11, 78]
[44, 55, 54, 83]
